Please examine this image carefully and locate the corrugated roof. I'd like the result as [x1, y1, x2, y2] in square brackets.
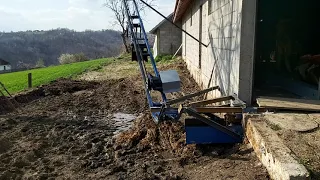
[149, 13, 173, 34]
[173, 0, 192, 22]
[0, 59, 10, 65]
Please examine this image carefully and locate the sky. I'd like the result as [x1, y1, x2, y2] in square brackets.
[0, 0, 175, 32]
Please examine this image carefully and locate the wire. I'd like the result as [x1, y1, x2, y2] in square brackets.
[139, 0, 208, 48]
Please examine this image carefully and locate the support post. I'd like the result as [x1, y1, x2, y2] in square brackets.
[0, 82, 12, 97]
[28, 73, 32, 88]
[172, 44, 182, 59]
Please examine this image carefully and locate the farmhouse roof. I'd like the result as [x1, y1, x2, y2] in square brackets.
[0, 59, 10, 65]
[149, 13, 174, 34]
[173, 0, 192, 22]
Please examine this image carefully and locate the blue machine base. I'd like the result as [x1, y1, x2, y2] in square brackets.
[185, 119, 243, 144]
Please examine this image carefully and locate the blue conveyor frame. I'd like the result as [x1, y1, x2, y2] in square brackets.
[122, 0, 243, 144]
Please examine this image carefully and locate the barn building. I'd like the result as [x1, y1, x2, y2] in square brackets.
[174, 0, 320, 104]
[150, 13, 182, 58]
[0, 59, 11, 72]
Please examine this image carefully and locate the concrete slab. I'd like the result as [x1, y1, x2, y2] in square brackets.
[307, 114, 320, 124]
[244, 114, 310, 180]
[263, 113, 319, 132]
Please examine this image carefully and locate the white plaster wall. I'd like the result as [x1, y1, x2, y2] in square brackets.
[0, 65, 11, 71]
[153, 34, 158, 58]
[181, 0, 243, 100]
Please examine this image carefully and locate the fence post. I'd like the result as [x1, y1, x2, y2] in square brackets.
[28, 73, 32, 88]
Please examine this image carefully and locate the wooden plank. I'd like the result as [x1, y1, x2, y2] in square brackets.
[257, 96, 320, 112]
[194, 107, 243, 113]
[150, 107, 178, 113]
[217, 103, 231, 107]
[189, 96, 233, 107]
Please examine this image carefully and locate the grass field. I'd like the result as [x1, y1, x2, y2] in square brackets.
[0, 58, 112, 94]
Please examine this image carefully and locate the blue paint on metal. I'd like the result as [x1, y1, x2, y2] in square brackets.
[123, 0, 167, 111]
[124, 0, 167, 112]
[131, 0, 159, 78]
[124, 0, 245, 145]
[185, 125, 243, 144]
[131, 0, 167, 102]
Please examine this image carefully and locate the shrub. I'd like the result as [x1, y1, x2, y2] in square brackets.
[155, 55, 173, 62]
[73, 53, 88, 62]
[58, 54, 75, 64]
[58, 53, 88, 64]
[35, 58, 46, 68]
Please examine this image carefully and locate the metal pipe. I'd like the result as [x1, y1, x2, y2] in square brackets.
[139, 0, 208, 48]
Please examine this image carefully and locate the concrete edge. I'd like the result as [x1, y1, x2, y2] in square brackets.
[244, 114, 310, 180]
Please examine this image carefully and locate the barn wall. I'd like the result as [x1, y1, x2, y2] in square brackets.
[181, 0, 255, 104]
[158, 21, 182, 56]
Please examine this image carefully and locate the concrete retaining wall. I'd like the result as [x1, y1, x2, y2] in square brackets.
[244, 115, 310, 180]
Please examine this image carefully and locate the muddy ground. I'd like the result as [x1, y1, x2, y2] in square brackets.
[0, 60, 269, 180]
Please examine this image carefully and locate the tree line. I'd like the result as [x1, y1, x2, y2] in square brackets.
[0, 28, 123, 68]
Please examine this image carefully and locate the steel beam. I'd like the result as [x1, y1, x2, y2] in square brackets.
[189, 96, 234, 107]
[167, 86, 220, 105]
[194, 107, 244, 113]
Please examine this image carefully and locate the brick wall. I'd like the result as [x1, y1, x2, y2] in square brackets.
[182, 0, 244, 100]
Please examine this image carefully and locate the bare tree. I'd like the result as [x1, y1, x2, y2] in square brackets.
[104, 0, 155, 53]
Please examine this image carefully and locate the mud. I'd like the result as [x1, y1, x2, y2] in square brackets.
[0, 61, 269, 179]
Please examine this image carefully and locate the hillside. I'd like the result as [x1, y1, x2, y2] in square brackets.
[0, 58, 111, 93]
[0, 29, 122, 68]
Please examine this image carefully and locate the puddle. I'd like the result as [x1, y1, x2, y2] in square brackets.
[112, 113, 137, 135]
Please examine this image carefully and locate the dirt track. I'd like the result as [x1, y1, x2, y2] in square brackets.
[0, 60, 269, 179]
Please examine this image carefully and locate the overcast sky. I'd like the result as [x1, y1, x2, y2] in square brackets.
[0, 0, 175, 32]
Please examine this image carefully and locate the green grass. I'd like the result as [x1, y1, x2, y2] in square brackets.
[155, 55, 173, 62]
[0, 58, 113, 94]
